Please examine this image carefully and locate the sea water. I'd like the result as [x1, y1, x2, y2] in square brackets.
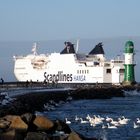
[43, 90, 140, 140]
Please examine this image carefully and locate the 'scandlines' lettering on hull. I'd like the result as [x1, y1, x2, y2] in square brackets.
[44, 71, 72, 82]
[44, 71, 86, 82]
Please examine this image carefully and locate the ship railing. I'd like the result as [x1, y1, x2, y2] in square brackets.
[111, 59, 124, 63]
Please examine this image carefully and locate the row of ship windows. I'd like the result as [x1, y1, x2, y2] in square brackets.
[106, 69, 125, 74]
[77, 69, 125, 74]
[77, 70, 89, 74]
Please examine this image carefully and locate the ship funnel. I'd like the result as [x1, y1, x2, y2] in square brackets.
[88, 42, 104, 55]
[88, 42, 105, 61]
[123, 41, 136, 85]
[60, 42, 75, 54]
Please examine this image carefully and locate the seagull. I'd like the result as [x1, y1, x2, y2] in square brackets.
[121, 116, 130, 122]
[66, 96, 72, 102]
[110, 118, 119, 126]
[65, 118, 71, 124]
[86, 114, 91, 120]
[43, 103, 49, 110]
[102, 124, 107, 129]
[107, 123, 117, 129]
[75, 115, 80, 121]
[133, 122, 140, 128]
[1, 99, 9, 106]
[136, 118, 140, 123]
[106, 116, 112, 122]
[80, 118, 89, 124]
[118, 118, 128, 125]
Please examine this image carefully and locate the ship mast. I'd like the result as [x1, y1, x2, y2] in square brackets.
[76, 39, 79, 53]
[31, 43, 38, 55]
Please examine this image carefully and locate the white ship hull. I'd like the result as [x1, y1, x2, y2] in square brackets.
[13, 42, 125, 85]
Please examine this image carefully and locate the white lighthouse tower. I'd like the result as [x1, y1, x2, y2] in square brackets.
[123, 41, 136, 85]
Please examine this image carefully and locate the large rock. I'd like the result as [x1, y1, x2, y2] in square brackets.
[0, 129, 24, 140]
[54, 120, 71, 134]
[21, 113, 34, 125]
[0, 113, 100, 140]
[0, 129, 15, 140]
[25, 132, 48, 140]
[3, 115, 28, 131]
[0, 118, 11, 129]
[67, 131, 82, 140]
[33, 115, 54, 131]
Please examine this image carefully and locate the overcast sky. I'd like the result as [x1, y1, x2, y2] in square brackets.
[0, 0, 140, 41]
[0, 0, 140, 82]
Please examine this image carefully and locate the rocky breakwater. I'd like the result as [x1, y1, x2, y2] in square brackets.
[0, 113, 98, 140]
[0, 86, 127, 139]
[0, 86, 125, 116]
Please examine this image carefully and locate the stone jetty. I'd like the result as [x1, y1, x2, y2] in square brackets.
[0, 85, 127, 117]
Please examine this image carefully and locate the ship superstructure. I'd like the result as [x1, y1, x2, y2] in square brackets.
[13, 41, 134, 85]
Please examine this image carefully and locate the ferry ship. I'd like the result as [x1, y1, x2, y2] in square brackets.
[13, 41, 136, 85]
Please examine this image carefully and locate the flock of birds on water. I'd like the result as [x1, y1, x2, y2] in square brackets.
[1, 91, 140, 130]
[41, 95, 140, 130]
[64, 114, 140, 130]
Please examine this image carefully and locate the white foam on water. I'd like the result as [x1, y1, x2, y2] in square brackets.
[123, 90, 140, 97]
